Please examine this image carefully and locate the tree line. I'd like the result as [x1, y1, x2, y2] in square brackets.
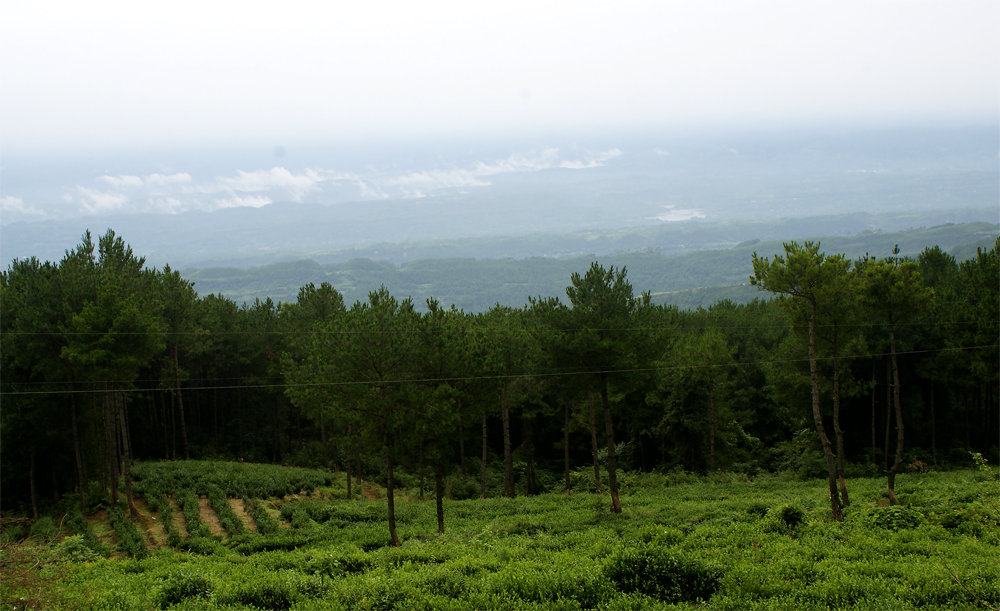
[2, 230, 997, 541]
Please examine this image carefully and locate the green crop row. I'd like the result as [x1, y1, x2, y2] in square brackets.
[177, 489, 212, 539]
[107, 505, 148, 559]
[244, 498, 280, 536]
[133, 460, 332, 499]
[206, 484, 247, 537]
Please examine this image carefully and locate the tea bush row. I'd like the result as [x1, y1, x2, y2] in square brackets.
[107, 504, 148, 559]
[177, 489, 211, 539]
[245, 498, 280, 535]
[133, 460, 332, 498]
[206, 484, 246, 536]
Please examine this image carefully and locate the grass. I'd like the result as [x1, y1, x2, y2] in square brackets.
[1, 463, 997, 610]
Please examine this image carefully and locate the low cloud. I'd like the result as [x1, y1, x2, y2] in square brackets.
[51, 146, 624, 215]
[1, 195, 47, 220]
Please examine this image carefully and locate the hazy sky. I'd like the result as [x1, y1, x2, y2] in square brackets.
[3, 1, 998, 152]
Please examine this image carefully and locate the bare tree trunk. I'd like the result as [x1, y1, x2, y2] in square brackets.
[870, 362, 877, 466]
[884, 359, 891, 472]
[709, 380, 716, 474]
[502, 383, 514, 498]
[382, 405, 400, 547]
[601, 383, 621, 514]
[173, 345, 189, 460]
[320, 405, 328, 467]
[355, 446, 361, 485]
[807, 309, 843, 521]
[589, 390, 604, 494]
[886, 328, 905, 505]
[104, 388, 120, 504]
[29, 448, 38, 521]
[171, 387, 177, 461]
[564, 402, 571, 495]
[69, 376, 87, 509]
[930, 380, 937, 465]
[345, 423, 353, 499]
[418, 439, 426, 501]
[832, 351, 850, 507]
[117, 390, 138, 517]
[434, 457, 444, 534]
[480, 414, 488, 499]
[458, 401, 466, 476]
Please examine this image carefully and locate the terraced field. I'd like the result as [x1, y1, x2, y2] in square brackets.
[2, 461, 997, 610]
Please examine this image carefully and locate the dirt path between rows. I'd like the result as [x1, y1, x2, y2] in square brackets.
[168, 498, 188, 539]
[230, 498, 257, 532]
[198, 497, 226, 537]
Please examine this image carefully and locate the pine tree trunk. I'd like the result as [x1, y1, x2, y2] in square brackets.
[601, 383, 621, 514]
[886, 327, 905, 505]
[435, 457, 445, 534]
[29, 448, 39, 521]
[458, 401, 466, 476]
[117, 390, 138, 517]
[345, 423, 353, 500]
[419, 439, 426, 501]
[709, 380, 716, 474]
[832, 351, 850, 507]
[564, 402, 571, 495]
[320, 405, 328, 467]
[807, 309, 843, 521]
[382, 403, 400, 547]
[589, 390, 604, 494]
[69, 376, 87, 509]
[480, 414, 488, 499]
[931, 380, 937, 465]
[173, 345, 189, 460]
[104, 388, 120, 504]
[870, 362, 877, 466]
[884, 359, 891, 471]
[502, 384, 514, 498]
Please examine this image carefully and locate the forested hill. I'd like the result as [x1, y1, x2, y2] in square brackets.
[182, 222, 998, 311]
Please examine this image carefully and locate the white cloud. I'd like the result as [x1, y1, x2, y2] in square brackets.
[146, 173, 192, 186]
[213, 194, 272, 209]
[650, 206, 706, 222]
[77, 187, 129, 213]
[213, 167, 330, 200]
[1, 195, 46, 217]
[558, 148, 623, 169]
[100, 174, 144, 188]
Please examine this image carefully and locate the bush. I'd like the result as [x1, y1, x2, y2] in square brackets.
[107, 505, 149, 559]
[772, 503, 806, 529]
[206, 484, 246, 536]
[867, 506, 926, 531]
[177, 489, 211, 538]
[65, 511, 109, 556]
[604, 547, 722, 603]
[28, 516, 59, 541]
[156, 572, 213, 609]
[55, 534, 101, 562]
[245, 498, 280, 535]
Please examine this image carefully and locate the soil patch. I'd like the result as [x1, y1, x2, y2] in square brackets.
[168, 498, 188, 539]
[85, 509, 118, 549]
[361, 483, 384, 500]
[198, 497, 226, 537]
[231, 499, 257, 533]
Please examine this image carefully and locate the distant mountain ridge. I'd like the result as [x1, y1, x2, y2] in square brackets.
[182, 221, 998, 311]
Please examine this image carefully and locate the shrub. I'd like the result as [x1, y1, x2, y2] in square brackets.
[107, 505, 149, 559]
[772, 503, 805, 529]
[65, 511, 108, 556]
[156, 572, 213, 609]
[245, 498, 280, 535]
[746, 501, 769, 518]
[177, 489, 211, 538]
[28, 516, 58, 541]
[866, 506, 924, 531]
[55, 534, 101, 562]
[604, 547, 722, 603]
[206, 484, 246, 536]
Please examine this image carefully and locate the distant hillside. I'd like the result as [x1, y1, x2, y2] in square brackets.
[182, 222, 998, 311]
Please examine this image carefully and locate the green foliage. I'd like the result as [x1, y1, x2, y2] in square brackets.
[28, 516, 58, 541]
[862, 506, 925, 531]
[206, 484, 246, 536]
[155, 571, 213, 608]
[772, 504, 806, 529]
[65, 510, 109, 556]
[107, 505, 148, 559]
[605, 547, 722, 603]
[133, 460, 332, 498]
[176, 489, 211, 539]
[55, 534, 101, 562]
[245, 498, 280, 536]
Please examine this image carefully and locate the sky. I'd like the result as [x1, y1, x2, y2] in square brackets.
[1, 1, 998, 224]
[3, 1, 997, 151]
